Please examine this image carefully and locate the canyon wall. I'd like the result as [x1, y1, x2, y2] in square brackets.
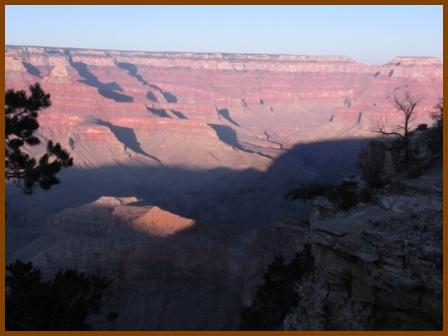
[5, 46, 443, 330]
[6, 46, 442, 166]
[284, 160, 442, 330]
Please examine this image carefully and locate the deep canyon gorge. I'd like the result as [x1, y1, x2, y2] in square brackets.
[5, 45, 443, 330]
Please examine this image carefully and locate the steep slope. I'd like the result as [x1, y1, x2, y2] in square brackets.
[283, 164, 442, 330]
[5, 46, 443, 330]
[5, 46, 442, 226]
[10, 196, 305, 330]
[6, 46, 442, 171]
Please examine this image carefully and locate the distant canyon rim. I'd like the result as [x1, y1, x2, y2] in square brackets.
[5, 45, 443, 329]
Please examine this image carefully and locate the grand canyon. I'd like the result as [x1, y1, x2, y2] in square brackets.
[5, 45, 443, 330]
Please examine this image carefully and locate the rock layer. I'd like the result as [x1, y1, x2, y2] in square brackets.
[11, 196, 305, 330]
[5, 45, 443, 330]
[6, 46, 442, 171]
[284, 165, 442, 330]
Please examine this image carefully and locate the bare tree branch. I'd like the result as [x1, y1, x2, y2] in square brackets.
[371, 90, 420, 139]
[370, 90, 421, 170]
[370, 118, 404, 139]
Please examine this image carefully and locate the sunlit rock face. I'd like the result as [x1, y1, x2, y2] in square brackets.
[5, 46, 442, 171]
[132, 206, 195, 236]
[11, 46, 443, 238]
[5, 46, 443, 330]
[10, 196, 305, 330]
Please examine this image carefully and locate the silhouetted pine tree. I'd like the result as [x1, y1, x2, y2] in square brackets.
[6, 261, 110, 330]
[5, 85, 114, 330]
[240, 244, 315, 330]
[5, 83, 73, 194]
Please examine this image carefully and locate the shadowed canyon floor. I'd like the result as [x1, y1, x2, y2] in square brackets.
[5, 46, 443, 330]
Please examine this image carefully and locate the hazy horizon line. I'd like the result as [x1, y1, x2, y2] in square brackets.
[6, 43, 443, 66]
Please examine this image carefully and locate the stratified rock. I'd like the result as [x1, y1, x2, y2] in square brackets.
[5, 45, 443, 330]
[10, 196, 304, 330]
[284, 166, 442, 330]
[5, 46, 442, 171]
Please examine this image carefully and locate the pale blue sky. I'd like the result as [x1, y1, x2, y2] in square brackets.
[5, 5, 443, 64]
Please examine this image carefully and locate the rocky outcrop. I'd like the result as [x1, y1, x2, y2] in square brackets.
[5, 46, 442, 165]
[132, 206, 195, 236]
[283, 164, 442, 330]
[5, 45, 443, 330]
[10, 196, 304, 330]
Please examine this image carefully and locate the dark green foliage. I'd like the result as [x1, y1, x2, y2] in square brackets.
[405, 165, 423, 179]
[392, 100, 442, 173]
[389, 138, 407, 172]
[240, 256, 295, 330]
[390, 136, 427, 173]
[358, 187, 373, 203]
[286, 181, 371, 211]
[5, 83, 73, 194]
[286, 243, 315, 279]
[240, 244, 315, 330]
[106, 311, 119, 322]
[6, 260, 111, 330]
[428, 99, 443, 155]
[286, 183, 331, 202]
[431, 99, 443, 129]
[416, 123, 428, 131]
[357, 140, 387, 188]
[329, 181, 368, 210]
[5, 85, 108, 330]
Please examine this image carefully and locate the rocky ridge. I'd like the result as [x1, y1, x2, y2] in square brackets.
[10, 195, 306, 330]
[283, 163, 442, 330]
[6, 46, 442, 159]
[6, 45, 443, 330]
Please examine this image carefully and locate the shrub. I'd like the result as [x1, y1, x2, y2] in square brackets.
[334, 180, 361, 210]
[6, 261, 111, 330]
[428, 99, 443, 155]
[240, 244, 315, 330]
[405, 164, 423, 179]
[389, 137, 411, 172]
[416, 123, 428, 131]
[286, 181, 371, 211]
[357, 140, 387, 188]
[358, 187, 373, 203]
[285, 183, 333, 203]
